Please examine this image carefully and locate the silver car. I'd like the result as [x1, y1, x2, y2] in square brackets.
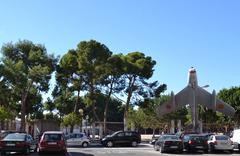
[66, 133, 90, 147]
[207, 135, 234, 153]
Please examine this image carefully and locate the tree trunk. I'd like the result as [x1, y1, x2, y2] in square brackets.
[20, 81, 33, 132]
[70, 125, 74, 133]
[74, 89, 81, 113]
[124, 76, 136, 131]
[103, 78, 114, 135]
[90, 84, 99, 140]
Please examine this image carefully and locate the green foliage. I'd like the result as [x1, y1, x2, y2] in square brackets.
[62, 112, 81, 127]
[0, 106, 12, 121]
[218, 87, 240, 125]
[1, 40, 58, 131]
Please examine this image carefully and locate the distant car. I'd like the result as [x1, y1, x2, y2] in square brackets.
[38, 131, 67, 155]
[66, 133, 90, 147]
[0, 132, 37, 155]
[101, 131, 141, 147]
[154, 134, 183, 153]
[208, 135, 234, 153]
[182, 134, 208, 153]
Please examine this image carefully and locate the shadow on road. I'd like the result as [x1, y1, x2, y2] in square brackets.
[69, 152, 94, 156]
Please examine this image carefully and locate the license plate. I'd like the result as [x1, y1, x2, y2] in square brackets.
[48, 142, 57, 145]
[170, 146, 178, 148]
[196, 146, 203, 148]
[6, 143, 15, 146]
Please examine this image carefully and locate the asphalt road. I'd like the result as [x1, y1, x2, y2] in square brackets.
[5, 144, 240, 156]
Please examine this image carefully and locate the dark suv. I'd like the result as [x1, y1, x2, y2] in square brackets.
[182, 134, 208, 153]
[101, 131, 141, 147]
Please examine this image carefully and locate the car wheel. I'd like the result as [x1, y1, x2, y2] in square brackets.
[229, 150, 234, 154]
[82, 142, 89, 147]
[178, 149, 183, 154]
[159, 145, 164, 153]
[106, 141, 114, 147]
[204, 149, 208, 153]
[209, 144, 215, 153]
[131, 141, 137, 147]
[154, 144, 160, 151]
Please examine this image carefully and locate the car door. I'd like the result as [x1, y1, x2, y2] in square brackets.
[114, 132, 125, 145]
[74, 133, 83, 146]
[156, 136, 163, 147]
[182, 135, 190, 149]
[66, 134, 75, 146]
[124, 132, 133, 144]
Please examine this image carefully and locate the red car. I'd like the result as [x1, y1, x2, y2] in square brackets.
[38, 131, 67, 155]
[0, 132, 37, 155]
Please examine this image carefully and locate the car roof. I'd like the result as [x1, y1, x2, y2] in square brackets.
[43, 131, 64, 134]
[186, 134, 206, 137]
[68, 132, 85, 135]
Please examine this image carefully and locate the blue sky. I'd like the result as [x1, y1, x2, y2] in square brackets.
[0, 0, 240, 96]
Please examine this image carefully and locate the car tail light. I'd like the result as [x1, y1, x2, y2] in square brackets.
[0, 141, 5, 147]
[40, 140, 47, 147]
[188, 140, 192, 144]
[204, 140, 208, 144]
[214, 141, 217, 145]
[58, 140, 65, 147]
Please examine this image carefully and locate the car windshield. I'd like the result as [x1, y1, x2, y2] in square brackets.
[111, 131, 121, 136]
[4, 133, 26, 140]
[163, 135, 178, 140]
[191, 136, 205, 141]
[216, 135, 229, 140]
[44, 134, 62, 141]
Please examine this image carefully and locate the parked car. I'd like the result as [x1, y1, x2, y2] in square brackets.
[66, 132, 90, 147]
[230, 129, 240, 152]
[182, 134, 208, 153]
[0, 132, 37, 155]
[154, 134, 183, 153]
[208, 134, 234, 153]
[38, 131, 67, 154]
[101, 131, 141, 147]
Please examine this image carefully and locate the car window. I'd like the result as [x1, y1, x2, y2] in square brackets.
[163, 135, 178, 140]
[209, 136, 213, 140]
[44, 134, 62, 141]
[191, 136, 205, 141]
[183, 135, 189, 141]
[27, 135, 33, 141]
[76, 134, 84, 138]
[4, 133, 26, 141]
[125, 132, 132, 136]
[216, 135, 229, 140]
[117, 132, 124, 137]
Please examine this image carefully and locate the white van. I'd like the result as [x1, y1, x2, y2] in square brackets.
[230, 129, 240, 151]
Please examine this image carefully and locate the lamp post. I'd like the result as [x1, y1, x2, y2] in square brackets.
[85, 115, 89, 135]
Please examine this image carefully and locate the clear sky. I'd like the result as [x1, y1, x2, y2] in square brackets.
[0, 0, 240, 96]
